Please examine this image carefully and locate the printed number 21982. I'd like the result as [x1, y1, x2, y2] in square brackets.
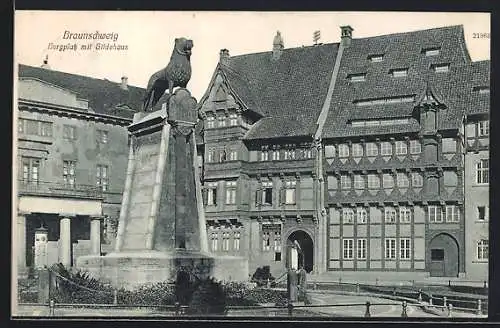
[473, 33, 490, 39]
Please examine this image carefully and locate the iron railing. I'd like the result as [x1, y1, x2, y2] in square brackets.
[17, 180, 104, 200]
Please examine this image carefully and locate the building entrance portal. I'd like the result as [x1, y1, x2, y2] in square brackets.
[429, 233, 459, 277]
[286, 230, 314, 273]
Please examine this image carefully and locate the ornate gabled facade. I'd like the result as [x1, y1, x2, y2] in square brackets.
[197, 25, 490, 281]
[16, 63, 144, 276]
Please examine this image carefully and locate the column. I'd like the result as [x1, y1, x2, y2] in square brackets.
[17, 214, 27, 271]
[59, 216, 72, 267]
[90, 216, 102, 255]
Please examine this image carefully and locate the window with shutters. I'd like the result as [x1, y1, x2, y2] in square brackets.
[63, 160, 76, 188]
[96, 165, 109, 191]
[225, 181, 237, 205]
[21, 157, 40, 185]
[356, 208, 367, 224]
[343, 208, 355, 224]
[282, 180, 296, 205]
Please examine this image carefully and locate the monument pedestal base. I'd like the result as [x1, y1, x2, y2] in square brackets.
[77, 251, 248, 290]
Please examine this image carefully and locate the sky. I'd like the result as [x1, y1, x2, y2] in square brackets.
[14, 11, 490, 101]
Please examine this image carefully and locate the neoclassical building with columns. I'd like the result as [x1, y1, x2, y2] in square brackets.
[195, 25, 490, 281]
[15, 61, 144, 276]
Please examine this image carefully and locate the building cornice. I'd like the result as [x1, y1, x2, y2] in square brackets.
[17, 98, 133, 126]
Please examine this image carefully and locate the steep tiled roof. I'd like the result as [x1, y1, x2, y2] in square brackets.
[221, 43, 339, 140]
[322, 25, 475, 139]
[462, 60, 490, 115]
[18, 64, 145, 119]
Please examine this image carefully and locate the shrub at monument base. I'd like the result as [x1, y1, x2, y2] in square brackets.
[185, 278, 227, 315]
[251, 266, 275, 287]
[224, 282, 288, 306]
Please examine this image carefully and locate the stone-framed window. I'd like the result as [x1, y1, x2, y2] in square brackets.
[383, 173, 394, 189]
[233, 231, 241, 251]
[63, 125, 77, 140]
[338, 144, 350, 158]
[385, 238, 397, 259]
[477, 159, 489, 184]
[229, 113, 238, 126]
[21, 156, 40, 185]
[96, 164, 109, 191]
[356, 207, 368, 224]
[343, 238, 354, 259]
[395, 141, 408, 155]
[384, 207, 397, 223]
[411, 172, 423, 187]
[260, 145, 269, 161]
[445, 205, 460, 223]
[262, 224, 280, 252]
[225, 181, 237, 205]
[399, 206, 412, 223]
[400, 238, 411, 260]
[97, 129, 108, 144]
[380, 142, 392, 156]
[366, 142, 378, 157]
[271, 149, 280, 161]
[341, 175, 352, 190]
[283, 180, 297, 205]
[397, 172, 409, 188]
[428, 205, 444, 223]
[222, 231, 230, 251]
[477, 239, 489, 261]
[367, 174, 380, 190]
[63, 160, 76, 188]
[352, 144, 363, 158]
[206, 182, 218, 206]
[210, 231, 219, 251]
[342, 208, 355, 224]
[478, 206, 488, 221]
[218, 115, 226, 127]
[257, 181, 273, 206]
[357, 239, 367, 259]
[354, 175, 365, 190]
[206, 116, 215, 129]
[409, 140, 422, 154]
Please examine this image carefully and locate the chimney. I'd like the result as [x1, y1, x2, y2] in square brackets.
[41, 55, 50, 69]
[340, 25, 354, 47]
[219, 49, 230, 65]
[272, 31, 284, 60]
[120, 76, 128, 90]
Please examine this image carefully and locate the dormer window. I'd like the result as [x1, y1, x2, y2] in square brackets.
[368, 54, 384, 62]
[432, 63, 450, 73]
[422, 47, 441, 56]
[348, 73, 366, 82]
[390, 68, 408, 78]
[473, 86, 490, 94]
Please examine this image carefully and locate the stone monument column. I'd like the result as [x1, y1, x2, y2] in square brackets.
[90, 216, 102, 255]
[59, 216, 72, 267]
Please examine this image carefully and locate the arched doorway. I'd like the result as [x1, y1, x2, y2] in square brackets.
[286, 230, 314, 273]
[428, 233, 459, 277]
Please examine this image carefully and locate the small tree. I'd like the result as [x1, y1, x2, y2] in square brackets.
[251, 266, 275, 287]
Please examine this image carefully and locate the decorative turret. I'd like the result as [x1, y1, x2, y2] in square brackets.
[272, 31, 284, 61]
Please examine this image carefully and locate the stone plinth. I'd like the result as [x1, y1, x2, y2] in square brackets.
[77, 88, 248, 289]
